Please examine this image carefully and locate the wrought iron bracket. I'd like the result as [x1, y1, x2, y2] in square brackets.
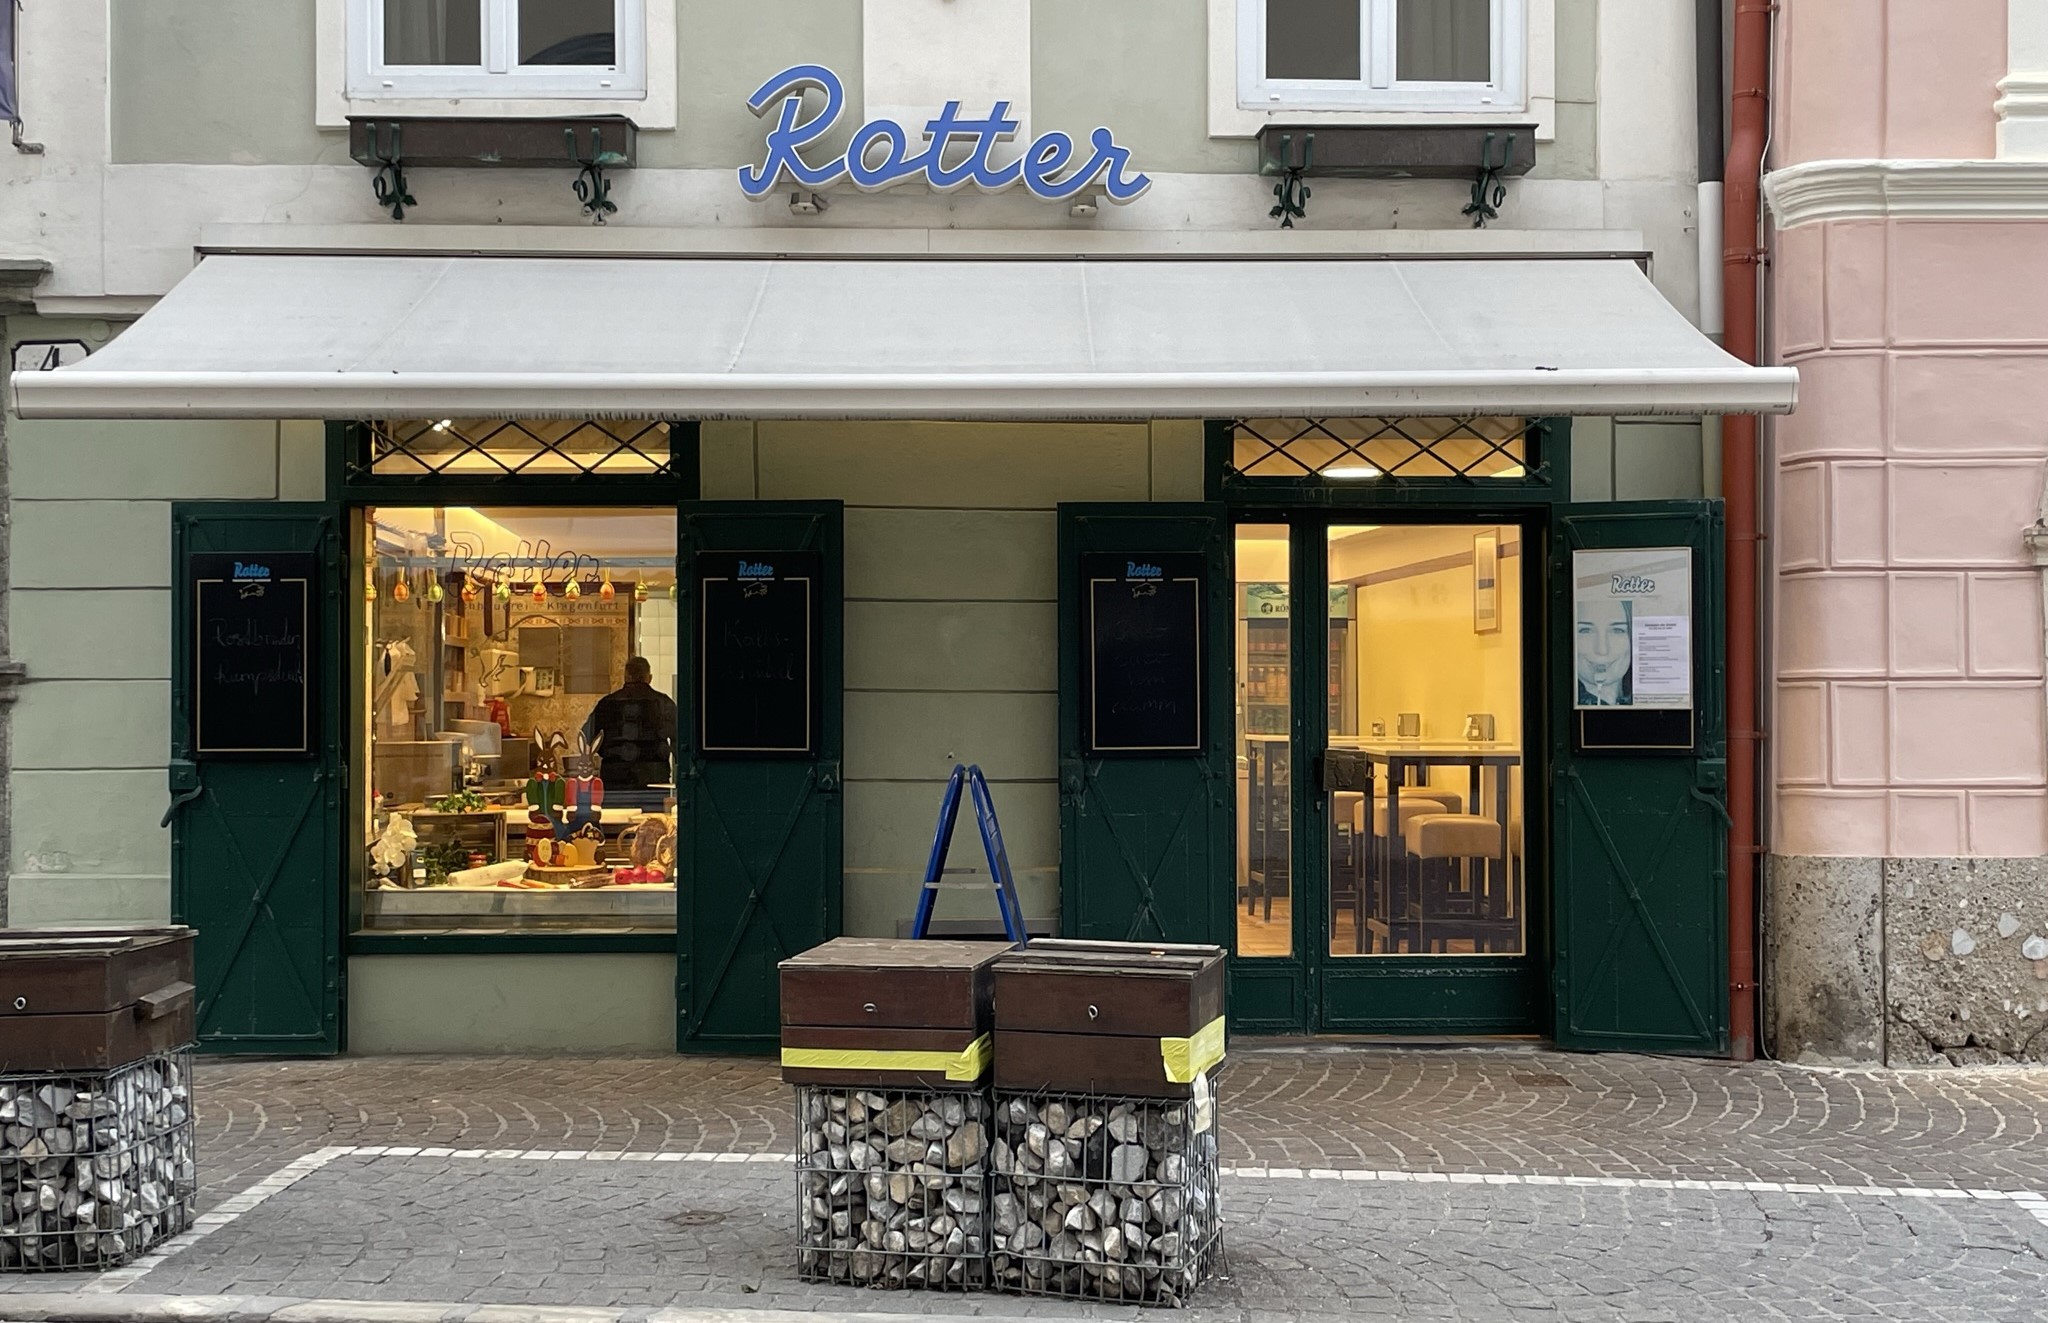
[1461, 131, 1516, 229]
[566, 126, 618, 224]
[361, 121, 416, 221]
[1267, 130, 1313, 229]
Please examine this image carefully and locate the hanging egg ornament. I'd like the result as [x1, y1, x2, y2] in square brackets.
[391, 574, 411, 603]
[564, 577, 581, 599]
[599, 572, 616, 603]
[494, 579, 512, 601]
[633, 580, 648, 603]
[531, 580, 548, 603]
[426, 576, 445, 604]
[668, 581, 677, 601]
[462, 574, 480, 603]
[365, 565, 379, 602]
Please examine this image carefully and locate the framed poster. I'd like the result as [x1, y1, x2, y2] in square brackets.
[1572, 546, 1695, 752]
[1083, 553, 1205, 755]
[1473, 530, 1501, 634]
[190, 552, 317, 759]
[697, 550, 820, 756]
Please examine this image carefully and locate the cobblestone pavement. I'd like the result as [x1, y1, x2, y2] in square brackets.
[8, 1046, 2047, 1321]
[15, 1153, 2048, 1321]
[186, 1044, 2048, 1201]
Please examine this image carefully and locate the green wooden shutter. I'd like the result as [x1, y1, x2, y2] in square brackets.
[675, 501, 844, 1052]
[1549, 500, 1729, 1054]
[170, 503, 343, 1055]
[1056, 504, 1232, 946]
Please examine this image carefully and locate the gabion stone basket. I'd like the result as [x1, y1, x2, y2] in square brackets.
[0, 1050, 196, 1271]
[989, 1079, 1223, 1306]
[795, 1085, 991, 1290]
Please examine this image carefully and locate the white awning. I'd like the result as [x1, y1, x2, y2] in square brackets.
[12, 253, 1795, 420]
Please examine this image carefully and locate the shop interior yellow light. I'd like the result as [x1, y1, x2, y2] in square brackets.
[1321, 464, 1381, 479]
[430, 419, 453, 432]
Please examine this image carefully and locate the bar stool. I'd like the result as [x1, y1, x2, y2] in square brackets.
[1356, 790, 1460, 951]
[1402, 812, 1518, 954]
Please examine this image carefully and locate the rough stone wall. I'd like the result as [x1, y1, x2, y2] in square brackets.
[1884, 858, 2048, 1067]
[1768, 853, 2048, 1067]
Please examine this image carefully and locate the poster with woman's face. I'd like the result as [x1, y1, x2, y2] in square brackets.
[1572, 548, 1693, 710]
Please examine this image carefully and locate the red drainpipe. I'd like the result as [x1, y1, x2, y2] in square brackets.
[1721, 0, 1773, 1062]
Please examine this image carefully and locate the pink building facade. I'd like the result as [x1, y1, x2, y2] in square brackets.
[1764, 0, 2048, 1064]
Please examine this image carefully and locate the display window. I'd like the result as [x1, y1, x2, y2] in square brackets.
[357, 505, 680, 934]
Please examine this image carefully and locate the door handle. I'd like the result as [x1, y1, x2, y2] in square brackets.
[161, 759, 203, 828]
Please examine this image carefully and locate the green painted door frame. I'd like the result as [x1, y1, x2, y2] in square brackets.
[1221, 506, 1551, 1035]
[169, 504, 345, 1054]
[675, 501, 845, 1053]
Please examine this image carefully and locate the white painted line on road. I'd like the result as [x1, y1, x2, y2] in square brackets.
[82, 1145, 354, 1295]
[95, 1141, 2044, 1299]
[1216, 1164, 2048, 1208]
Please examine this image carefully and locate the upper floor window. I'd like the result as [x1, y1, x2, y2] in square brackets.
[349, 0, 646, 99]
[1240, 0, 1525, 113]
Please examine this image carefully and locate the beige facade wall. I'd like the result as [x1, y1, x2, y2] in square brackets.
[702, 419, 1205, 935]
[1, 314, 326, 928]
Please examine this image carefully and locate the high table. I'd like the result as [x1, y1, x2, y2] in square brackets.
[1323, 738, 1523, 953]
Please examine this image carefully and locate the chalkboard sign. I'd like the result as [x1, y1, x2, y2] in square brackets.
[190, 552, 317, 759]
[1083, 553, 1205, 755]
[698, 550, 820, 756]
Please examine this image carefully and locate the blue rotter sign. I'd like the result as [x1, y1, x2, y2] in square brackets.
[738, 64, 1151, 204]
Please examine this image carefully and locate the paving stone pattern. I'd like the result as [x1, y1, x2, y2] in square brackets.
[28, 1155, 2048, 1321]
[185, 1046, 2048, 1204]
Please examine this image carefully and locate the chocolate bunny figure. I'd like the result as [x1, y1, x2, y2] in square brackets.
[523, 730, 569, 858]
[564, 731, 605, 837]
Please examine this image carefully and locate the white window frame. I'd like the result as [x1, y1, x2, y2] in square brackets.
[319, 0, 675, 128]
[1211, 0, 1552, 139]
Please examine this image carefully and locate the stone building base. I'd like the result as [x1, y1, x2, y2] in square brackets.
[1767, 856, 2048, 1067]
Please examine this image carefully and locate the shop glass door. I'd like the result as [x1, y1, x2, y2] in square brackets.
[1233, 516, 1544, 1033]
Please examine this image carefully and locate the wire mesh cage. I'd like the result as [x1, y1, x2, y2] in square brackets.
[989, 1078, 1224, 1306]
[0, 1050, 196, 1272]
[794, 1085, 991, 1290]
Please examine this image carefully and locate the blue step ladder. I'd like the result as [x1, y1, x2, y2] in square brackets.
[909, 763, 1030, 945]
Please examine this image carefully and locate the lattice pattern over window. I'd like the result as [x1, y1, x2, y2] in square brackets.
[1231, 416, 1532, 481]
[360, 418, 676, 478]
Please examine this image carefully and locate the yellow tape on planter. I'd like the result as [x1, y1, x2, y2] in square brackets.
[780, 1033, 992, 1083]
[1160, 1016, 1226, 1084]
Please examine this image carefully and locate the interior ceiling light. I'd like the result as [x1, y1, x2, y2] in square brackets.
[1321, 464, 1381, 479]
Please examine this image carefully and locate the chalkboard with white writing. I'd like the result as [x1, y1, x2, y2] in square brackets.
[190, 552, 317, 758]
[698, 550, 820, 757]
[1083, 553, 1205, 755]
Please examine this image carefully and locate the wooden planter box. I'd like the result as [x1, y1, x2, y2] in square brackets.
[779, 937, 1011, 1089]
[992, 940, 1226, 1098]
[0, 928, 195, 1072]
